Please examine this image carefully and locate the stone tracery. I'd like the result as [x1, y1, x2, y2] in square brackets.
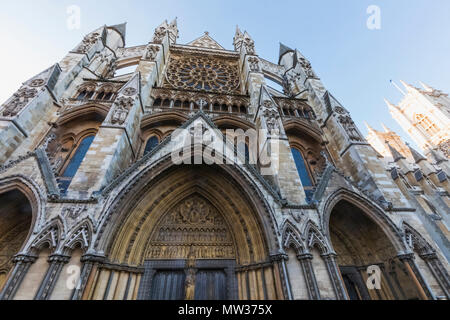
[164, 53, 241, 94]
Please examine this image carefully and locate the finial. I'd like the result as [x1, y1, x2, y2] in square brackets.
[381, 123, 390, 133]
[390, 80, 406, 96]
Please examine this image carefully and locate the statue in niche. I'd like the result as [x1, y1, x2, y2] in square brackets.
[184, 246, 197, 300]
[111, 97, 134, 125]
[338, 115, 362, 141]
[184, 268, 196, 300]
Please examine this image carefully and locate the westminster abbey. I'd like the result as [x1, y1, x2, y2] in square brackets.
[0, 20, 448, 300]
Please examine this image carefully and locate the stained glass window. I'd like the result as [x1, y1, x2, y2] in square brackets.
[292, 148, 314, 202]
[144, 136, 159, 155]
[59, 135, 95, 193]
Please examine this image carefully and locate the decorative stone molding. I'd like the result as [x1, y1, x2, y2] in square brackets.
[73, 32, 101, 54]
[143, 44, 160, 61]
[110, 96, 134, 125]
[248, 57, 260, 72]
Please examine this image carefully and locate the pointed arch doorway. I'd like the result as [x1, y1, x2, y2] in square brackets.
[98, 164, 279, 301]
[142, 195, 237, 300]
[328, 199, 429, 300]
[0, 188, 34, 291]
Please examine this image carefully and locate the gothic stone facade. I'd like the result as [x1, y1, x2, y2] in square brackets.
[0, 20, 449, 300]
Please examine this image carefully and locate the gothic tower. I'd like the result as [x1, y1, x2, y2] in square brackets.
[0, 21, 448, 300]
[386, 81, 450, 158]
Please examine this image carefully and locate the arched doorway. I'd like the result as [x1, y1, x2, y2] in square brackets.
[88, 163, 281, 300]
[143, 194, 236, 300]
[328, 199, 425, 300]
[0, 190, 33, 290]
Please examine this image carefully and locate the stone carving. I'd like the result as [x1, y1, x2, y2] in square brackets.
[189, 32, 224, 50]
[123, 87, 137, 97]
[244, 38, 256, 55]
[62, 205, 88, 220]
[282, 73, 299, 97]
[29, 79, 46, 87]
[147, 196, 235, 260]
[338, 115, 362, 141]
[298, 57, 317, 78]
[111, 96, 134, 125]
[234, 28, 256, 54]
[74, 32, 100, 54]
[144, 45, 160, 61]
[1, 88, 38, 117]
[116, 46, 146, 60]
[261, 100, 280, 133]
[184, 268, 196, 300]
[248, 57, 260, 72]
[264, 109, 281, 133]
[195, 99, 208, 109]
[334, 106, 347, 115]
[165, 53, 240, 94]
[437, 140, 450, 158]
[152, 26, 167, 44]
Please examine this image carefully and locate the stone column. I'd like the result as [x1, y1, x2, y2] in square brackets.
[321, 253, 348, 300]
[270, 254, 291, 300]
[398, 253, 434, 300]
[297, 253, 320, 300]
[420, 252, 450, 299]
[35, 254, 71, 300]
[0, 254, 37, 300]
[71, 253, 105, 300]
[234, 28, 306, 205]
[379, 263, 400, 300]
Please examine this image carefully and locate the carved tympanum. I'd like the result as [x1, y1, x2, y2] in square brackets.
[147, 196, 235, 260]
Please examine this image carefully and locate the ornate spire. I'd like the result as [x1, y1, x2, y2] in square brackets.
[406, 143, 426, 163]
[400, 80, 417, 92]
[381, 123, 391, 133]
[187, 32, 225, 50]
[384, 98, 400, 113]
[386, 141, 406, 162]
[279, 43, 294, 59]
[428, 148, 448, 165]
[364, 121, 376, 134]
[419, 81, 434, 92]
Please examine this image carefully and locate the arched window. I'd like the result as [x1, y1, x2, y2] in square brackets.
[59, 135, 95, 193]
[415, 114, 439, 135]
[244, 144, 250, 164]
[291, 148, 314, 202]
[96, 91, 105, 100]
[76, 90, 87, 100]
[144, 136, 159, 155]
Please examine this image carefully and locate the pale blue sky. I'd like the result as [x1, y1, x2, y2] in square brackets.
[1, 0, 449, 149]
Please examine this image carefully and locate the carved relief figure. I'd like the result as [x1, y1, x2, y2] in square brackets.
[338, 115, 362, 141]
[184, 268, 196, 300]
[1, 88, 38, 117]
[144, 45, 160, 61]
[248, 57, 260, 72]
[111, 97, 134, 125]
[74, 32, 100, 54]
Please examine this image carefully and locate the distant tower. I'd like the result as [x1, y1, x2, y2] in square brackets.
[365, 122, 414, 162]
[386, 81, 450, 158]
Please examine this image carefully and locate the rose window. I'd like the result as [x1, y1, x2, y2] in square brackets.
[165, 54, 240, 94]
